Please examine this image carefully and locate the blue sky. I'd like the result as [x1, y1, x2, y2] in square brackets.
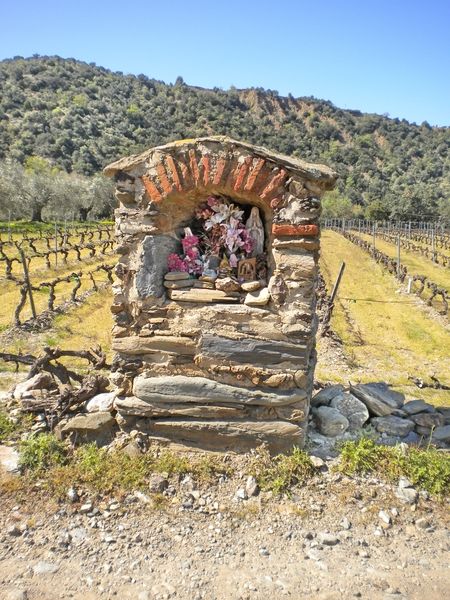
[1, 0, 449, 125]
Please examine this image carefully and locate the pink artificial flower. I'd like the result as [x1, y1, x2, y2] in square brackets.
[167, 253, 189, 272]
[181, 234, 200, 252]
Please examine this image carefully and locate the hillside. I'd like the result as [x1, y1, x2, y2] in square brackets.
[0, 55, 449, 221]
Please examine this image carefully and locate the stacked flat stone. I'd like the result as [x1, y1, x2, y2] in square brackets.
[104, 136, 337, 452]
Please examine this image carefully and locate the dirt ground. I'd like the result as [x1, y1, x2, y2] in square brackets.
[0, 467, 449, 600]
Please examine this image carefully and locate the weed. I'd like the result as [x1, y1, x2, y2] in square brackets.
[152, 451, 191, 477]
[0, 411, 15, 442]
[249, 446, 316, 495]
[151, 493, 169, 510]
[338, 437, 450, 497]
[19, 433, 68, 472]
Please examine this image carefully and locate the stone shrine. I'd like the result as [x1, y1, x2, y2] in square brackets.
[104, 137, 337, 452]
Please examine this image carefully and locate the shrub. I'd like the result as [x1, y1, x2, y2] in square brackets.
[250, 446, 316, 495]
[338, 438, 450, 497]
[0, 411, 15, 442]
[19, 433, 68, 472]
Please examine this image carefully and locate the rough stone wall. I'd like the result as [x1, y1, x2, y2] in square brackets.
[104, 136, 337, 452]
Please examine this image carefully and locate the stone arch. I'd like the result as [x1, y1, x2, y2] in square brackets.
[104, 137, 338, 453]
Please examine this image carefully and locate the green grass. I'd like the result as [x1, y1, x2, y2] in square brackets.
[338, 437, 450, 497]
[3, 433, 449, 501]
[19, 433, 68, 471]
[0, 410, 34, 443]
[0, 411, 15, 442]
[9, 436, 234, 499]
[249, 446, 316, 495]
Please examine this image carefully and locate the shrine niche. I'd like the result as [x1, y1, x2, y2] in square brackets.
[104, 136, 337, 452]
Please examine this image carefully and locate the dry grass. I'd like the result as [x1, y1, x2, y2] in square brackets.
[318, 230, 450, 405]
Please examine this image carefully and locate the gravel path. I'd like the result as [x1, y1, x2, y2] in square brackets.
[1, 468, 448, 600]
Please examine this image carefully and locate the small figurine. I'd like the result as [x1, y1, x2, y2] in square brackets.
[238, 257, 257, 281]
[245, 207, 264, 257]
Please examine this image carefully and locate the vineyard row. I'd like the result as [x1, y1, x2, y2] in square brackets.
[0, 239, 115, 279]
[330, 228, 449, 317]
[13, 263, 114, 326]
[323, 219, 450, 250]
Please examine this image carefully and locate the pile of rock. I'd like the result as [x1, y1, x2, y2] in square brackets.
[309, 382, 450, 452]
[4, 372, 449, 456]
[163, 271, 269, 306]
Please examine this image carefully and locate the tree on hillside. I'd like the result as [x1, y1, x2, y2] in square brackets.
[321, 190, 363, 219]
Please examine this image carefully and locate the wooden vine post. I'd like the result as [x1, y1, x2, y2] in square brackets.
[19, 248, 37, 319]
[330, 261, 346, 305]
[54, 222, 58, 267]
[397, 235, 401, 278]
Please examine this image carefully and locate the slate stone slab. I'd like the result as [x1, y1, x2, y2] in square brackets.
[371, 415, 415, 437]
[146, 419, 303, 453]
[57, 412, 117, 446]
[410, 412, 444, 429]
[432, 425, 450, 443]
[133, 375, 306, 407]
[136, 235, 178, 298]
[403, 399, 436, 416]
[350, 383, 404, 416]
[311, 384, 345, 407]
[200, 333, 308, 367]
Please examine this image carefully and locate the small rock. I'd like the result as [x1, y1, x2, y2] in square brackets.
[33, 562, 59, 575]
[330, 392, 369, 429]
[396, 486, 418, 505]
[215, 277, 241, 293]
[67, 487, 79, 503]
[235, 488, 248, 500]
[398, 476, 413, 488]
[149, 474, 169, 493]
[85, 392, 115, 413]
[7, 524, 22, 537]
[241, 280, 261, 292]
[310, 456, 326, 468]
[245, 476, 259, 497]
[13, 372, 54, 400]
[315, 406, 349, 437]
[244, 287, 270, 306]
[79, 502, 93, 514]
[401, 431, 421, 446]
[165, 271, 190, 281]
[379, 510, 392, 525]
[415, 517, 431, 530]
[259, 547, 270, 556]
[411, 412, 444, 429]
[311, 385, 345, 408]
[318, 533, 339, 546]
[436, 407, 450, 424]
[340, 518, 351, 530]
[56, 412, 117, 446]
[0, 445, 20, 474]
